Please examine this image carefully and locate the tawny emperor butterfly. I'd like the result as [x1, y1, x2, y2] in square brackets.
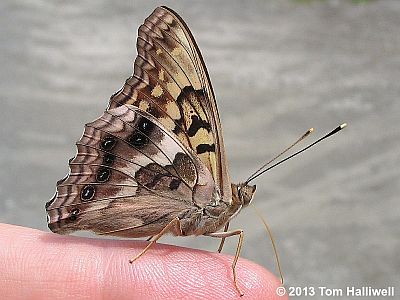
[46, 6, 346, 296]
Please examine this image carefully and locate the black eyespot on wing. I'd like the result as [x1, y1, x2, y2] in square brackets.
[196, 143, 215, 154]
[138, 118, 154, 134]
[81, 185, 95, 201]
[103, 153, 115, 165]
[101, 137, 116, 151]
[96, 167, 111, 182]
[69, 208, 80, 221]
[128, 132, 148, 148]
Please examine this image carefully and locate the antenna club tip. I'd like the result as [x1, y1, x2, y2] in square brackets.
[340, 123, 347, 129]
[303, 127, 314, 137]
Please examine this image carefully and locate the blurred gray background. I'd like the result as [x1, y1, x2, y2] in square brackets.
[0, 0, 398, 298]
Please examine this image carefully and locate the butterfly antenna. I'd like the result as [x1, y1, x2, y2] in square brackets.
[246, 123, 347, 183]
[245, 127, 314, 184]
[252, 205, 284, 284]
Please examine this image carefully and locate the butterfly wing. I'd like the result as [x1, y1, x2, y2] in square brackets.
[109, 6, 231, 199]
[46, 105, 216, 237]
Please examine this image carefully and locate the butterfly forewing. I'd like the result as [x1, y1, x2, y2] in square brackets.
[109, 6, 231, 198]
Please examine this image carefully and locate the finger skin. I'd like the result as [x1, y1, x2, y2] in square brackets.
[0, 223, 287, 300]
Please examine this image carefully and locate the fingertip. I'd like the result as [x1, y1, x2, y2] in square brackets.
[120, 243, 287, 300]
[0, 224, 287, 299]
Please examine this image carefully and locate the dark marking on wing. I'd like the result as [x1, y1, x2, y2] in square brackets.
[173, 152, 196, 184]
[96, 167, 111, 182]
[128, 132, 148, 148]
[69, 208, 80, 221]
[101, 137, 117, 151]
[138, 118, 154, 134]
[81, 185, 95, 201]
[196, 144, 215, 154]
[46, 193, 57, 209]
[136, 163, 172, 187]
[145, 173, 164, 189]
[103, 153, 115, 165]
[188, 115, 211, 137]
[169, 178, 180, 190]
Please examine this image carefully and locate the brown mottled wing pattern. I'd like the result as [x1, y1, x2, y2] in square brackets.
[109, 6, 231, 199]
[46, 105, 216, 237]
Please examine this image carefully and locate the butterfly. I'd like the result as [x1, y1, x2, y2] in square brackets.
[46, 6, 257, 296]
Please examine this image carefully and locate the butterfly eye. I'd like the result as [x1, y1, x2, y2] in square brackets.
[96, 167, 111, 182]
[81, 185, 95, 201]
[101, 137, 117, 151]
[69, 208, 80, 221]
[238, 187, 243, 198]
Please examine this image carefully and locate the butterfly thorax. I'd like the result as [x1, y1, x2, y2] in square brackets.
[178, 183, 256, 236]
[178, 194, 241, 236]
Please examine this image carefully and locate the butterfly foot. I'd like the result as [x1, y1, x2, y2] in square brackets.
[128, 257, 136, 264]
[233, 267, 244, 297]
[235, 283, 244, 297]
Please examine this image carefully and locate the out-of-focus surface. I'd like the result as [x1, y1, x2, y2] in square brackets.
[1, 0, 398, 298]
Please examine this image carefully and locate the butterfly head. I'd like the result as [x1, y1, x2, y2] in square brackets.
[232, 183, 256, 207]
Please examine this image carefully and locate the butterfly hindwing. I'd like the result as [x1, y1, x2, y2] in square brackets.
[109, 6, 231, 198]
[46, 105, 216, 237]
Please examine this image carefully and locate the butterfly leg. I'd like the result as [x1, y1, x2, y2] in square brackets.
[217, 222, 230, 253]
[206, 229, 244, 297]
[129, 217, 182, 263]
